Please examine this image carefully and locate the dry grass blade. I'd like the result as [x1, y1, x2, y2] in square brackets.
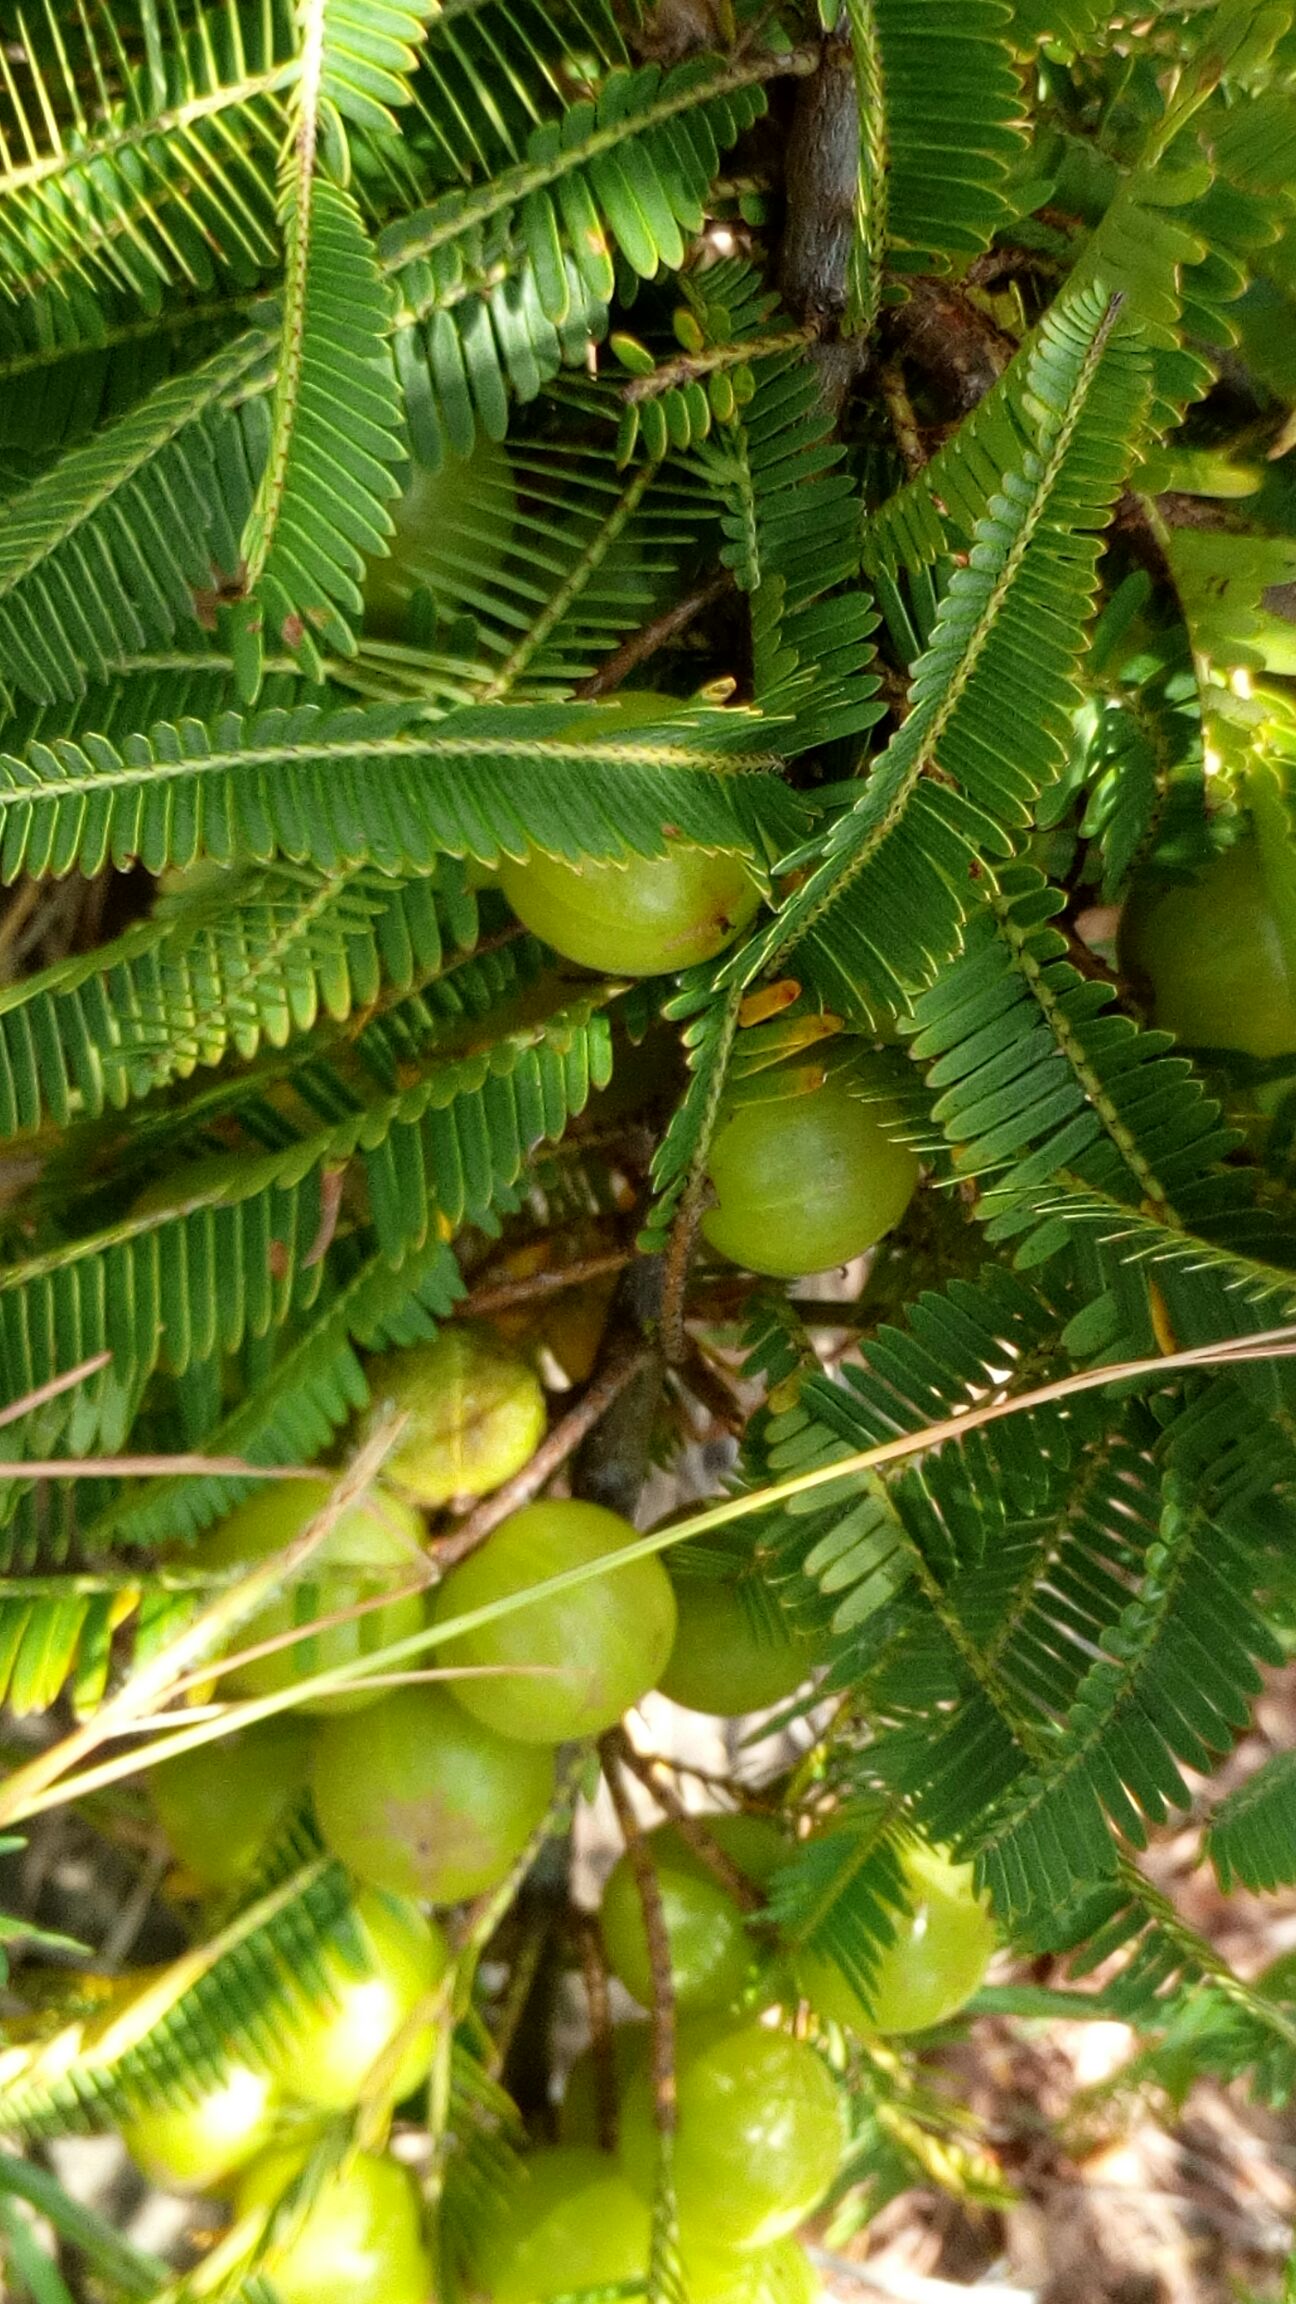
[0, 1420, 403, 1829]
[11, 1325, 1296, 1829]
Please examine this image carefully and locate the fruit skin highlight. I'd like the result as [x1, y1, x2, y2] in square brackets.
[432, 1497, 677, 1744]
[363, 1328, 546, 1508]
[122, 2060, 277, 2192]
[312, 1684, 556, 1901]
[190, 1474, 426, 1714]
[800, 1838, 996, 2036]
[701, 1070, 919, 1279]
[235, 2149, 432, 2304]
[498, 841, 760, 978]
[265, 1888, 448, 2111]
[618, 2017, 845, 2250]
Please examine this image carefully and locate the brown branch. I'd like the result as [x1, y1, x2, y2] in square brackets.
[602, 1740, 677, 2140]
[573, 1911, 619, 2152]
[433, 1343, 656, 1570]
[611, 1730, 763, 1913]
[455, 1250, 632, 1321]
[575, 572, 735, 698]
[659, 1175, 713, 1367]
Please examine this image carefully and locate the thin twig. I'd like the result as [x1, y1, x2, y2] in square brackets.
[660, 1177, 712, 1367]
[573, 1910, 619, 2152]
[0, 1423, 403, 1829]
[0, 1350, 112, 1428]
[435, 1344, 655, 1568]
[622, 328, 816, 402]
[575, 573, 736, 698]
[602, 1743, 677, 2141]
[456, 1250, 632, 1321]
[611, 1729, 763, 1913]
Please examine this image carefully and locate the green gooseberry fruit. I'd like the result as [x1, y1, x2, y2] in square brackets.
[150, 1715, 313, 1889]
[658, 1574, 813, 1717]
[363, 1328, 546, 1508]
[432, 1498, 677, 1745]
[362, 432, 517, 642]
[236, 2149, 431, 2304]
[618, 2018, 845, 2250]
[498, 822, 759, 978]
[1122, 834, 1296, 1057]
[270, 1889, 449, 2111]
[685, 2238, 822, 2304]
[190, 1474, 426, 1714]
[122, 2060, 277, 2192]
[468, 2144, 651, 2304]
[800, 1838, 995, 2037]
[558, 2023, 649, 2146]
[599, 1814, 788, 2014]
[701, 1069, 920, 1280]
[311, 1685, 556, 1902]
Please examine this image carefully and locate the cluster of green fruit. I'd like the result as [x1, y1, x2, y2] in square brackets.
[120, 1322, 994, 2299]
[128, 1766, 993, 2300]
[362, 445, 922, 1283]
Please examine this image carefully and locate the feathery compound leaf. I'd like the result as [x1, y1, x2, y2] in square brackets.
[381, 50, 778, 307]
[765, 1808, 908, 2008]
[0, 862, 475, 1135]
[0, 699, 797, 881]
[907, 865, 1284, 1325]
[240, 0, 414, 672]
[0, 1851, 357, 2136]
[0, 0, 292, 307]
[1208, 1751, 1296, 1891]
[242, 172, 402, 669]
[0, 329, 271, 701]
[977, 1484, 1283, 1924]
[844, 0, 1025, 332]
[727, 287, 1149, 1024]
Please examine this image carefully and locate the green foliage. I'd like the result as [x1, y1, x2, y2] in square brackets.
[6, 1, 1296, 2289]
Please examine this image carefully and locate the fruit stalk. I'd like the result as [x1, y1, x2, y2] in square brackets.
[610, 1729, 763, 1914]
[434, 1341, 657, 1570]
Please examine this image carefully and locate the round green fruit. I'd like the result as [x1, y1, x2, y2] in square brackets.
[469, 2145, 651, 2304]
[1122, 835, 1296, 1057]
[236, 2149, 431, 2304]
[363, 1328, 546, 1509]
[150, 1715, 313, 1890]
[558, 2023, 649, 2146]
[271, 1888, 448, 2110]
[498, 842, 759, 978]
[659, 1575, 812, 1717]
[600, 1815, 787, 2014]
[362, 432, 517, 642]
[800, 1838, 995, 2037]
[312, 1684, 556, 1901]
[432, 1498, 677, 1744]
[619, 2018, 844, 2250]
[686, 2239, 822, 2304]
[123, 2060, 277, 2192]
[701, 1071, 920, 1279]
[192, 1474, 426, 1714]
